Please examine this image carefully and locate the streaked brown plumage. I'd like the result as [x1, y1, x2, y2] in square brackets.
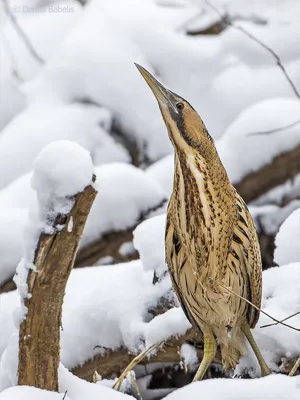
[136, 64, 271, 380]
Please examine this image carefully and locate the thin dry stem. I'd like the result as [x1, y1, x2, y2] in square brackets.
[220, 284, 300, 332]
[1, 0, 44, 64]
[112, 341, 163, 391]
[205, 0, 300, 99]
[260, 311, 300, 329]
[288, 357, 300, 377]
[247, 119, 300, 136]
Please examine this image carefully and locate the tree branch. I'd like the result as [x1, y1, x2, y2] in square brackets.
[247, 119, 300, 136]
[235, 144, 300, 203]
[205, 0, 300, 99]
[17, 177, 97, 390]
[1, 0, 44, 65]
[71, 327, 221, 382]
[75, 198, 166, 267]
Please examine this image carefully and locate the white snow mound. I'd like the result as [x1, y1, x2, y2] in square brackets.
[274, 208, 300, 266]
[163, 374, 300, 399]
[31, 140, 93, 201]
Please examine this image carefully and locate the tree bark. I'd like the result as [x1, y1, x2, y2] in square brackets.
[75, 229, 137, 268]
[235, 144, 300, 203]
[2, 145, 299, 293]
[75, 199, 166, 268]
[71, 327, 222, 382]
[18, 178, 97, 391]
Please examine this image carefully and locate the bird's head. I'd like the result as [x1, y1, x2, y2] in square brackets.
[135, 63, 214, 157]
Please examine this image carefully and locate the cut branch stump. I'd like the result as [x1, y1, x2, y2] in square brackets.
[18, 176, 97, 391]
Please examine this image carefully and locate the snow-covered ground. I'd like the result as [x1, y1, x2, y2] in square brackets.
[1, 0, 300, 398]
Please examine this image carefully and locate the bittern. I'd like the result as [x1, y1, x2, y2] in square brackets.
[136, 64, 271, 381]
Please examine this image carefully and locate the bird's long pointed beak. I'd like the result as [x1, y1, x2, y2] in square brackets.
[135, 63, 175, 109]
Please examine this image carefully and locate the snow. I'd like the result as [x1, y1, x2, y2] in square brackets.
[180, 344, 198, 372]
[163, 375, 300, 399]
[0, 0, 82, 130]
[0, 163, 165, 286]
[1, 232, 299, 383]
[221, 21, 300, 66]
[31, 140, 94, 203]
[81, 163, 166, 247]
[144, 307, 191, 349]
[93, 0, 300, 139]
[0, 365, 132, 400]
[0, 385, 71, 400]
[145, 98, 300, 196]
[146, 154, 174, 199]
[98, 0, 223, 86]
[217, 98, 300, 184]
[13, 141, 94, 320]
[253, 174, 300, 207]
[0, 104, 129, 190]
[23, 2, 172, 163]
[133, 214, 167, 279]
[60, 261, 173, 368]
[59, 365, 131, 399]
[249, 201, 300, 235]
[0, 260, 173, 383]
[0, 209, 28, 286]
[274, 208, 300, 266]
[1, 0, 82, 81]
[0, 174, 34, 210]
[237, 262, 300, 377]
[1, 0, 300, 398]
[207, 60, 300, 138]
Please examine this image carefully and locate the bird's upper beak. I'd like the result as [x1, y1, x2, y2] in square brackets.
[135, 63, 178, 113]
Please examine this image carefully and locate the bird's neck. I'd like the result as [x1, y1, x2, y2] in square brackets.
[174, 148, 231, 194]
[170, 147, 235, 234]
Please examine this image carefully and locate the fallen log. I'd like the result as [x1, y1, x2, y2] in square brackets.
[235, 144, 300, 203]
[71, 328, 222, 382]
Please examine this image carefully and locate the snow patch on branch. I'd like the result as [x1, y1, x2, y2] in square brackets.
[13, 141, 94, 320]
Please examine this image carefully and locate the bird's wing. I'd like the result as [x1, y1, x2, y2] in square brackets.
[165, 216, 200, 329]
[230, 191, 262, 328]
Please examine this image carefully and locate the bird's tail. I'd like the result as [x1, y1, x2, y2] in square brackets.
[220, 327, 245, 370]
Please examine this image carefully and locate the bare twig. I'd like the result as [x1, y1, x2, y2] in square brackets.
[289, 357, 300, 377]
[62, 391, 68, 400]
[220, 284, 300, 332]
[1, 0, 44, 64]
[1, 30, 23, 81]
[260, 311, 300, 329]
[113, 342, 163, 391]
[248, 119, 300, 136]
[205, 0, 300, 99]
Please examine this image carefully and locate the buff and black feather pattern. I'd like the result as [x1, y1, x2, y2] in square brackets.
[165, 150, 262, 370]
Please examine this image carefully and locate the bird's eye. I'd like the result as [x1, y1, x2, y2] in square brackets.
[176, 102, 184, 110]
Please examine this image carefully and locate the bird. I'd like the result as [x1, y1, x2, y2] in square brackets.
[135, 63, 271, 381]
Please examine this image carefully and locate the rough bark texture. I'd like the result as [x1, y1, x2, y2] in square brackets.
[0, 201, 166, 293]
[1, 146, 299, 293]
[18, 179, 97, 391]
[70, 301, 299, 383]
[71, 328, 222, 382]
[0, 279, 16, 293]
[235, 144, 300, 203]
[75, 199, 166, 268]
[75, 229, 136, 268]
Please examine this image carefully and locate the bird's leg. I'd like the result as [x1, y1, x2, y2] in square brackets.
[241, 321, 271, 377]
[193, 335, 217, 381]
